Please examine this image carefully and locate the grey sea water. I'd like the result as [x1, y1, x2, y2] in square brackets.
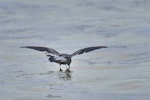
[0, 0, 150, 100]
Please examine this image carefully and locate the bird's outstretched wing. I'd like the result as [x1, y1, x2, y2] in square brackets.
[71, 46, 107, 57]
[20, 46, 60, 55]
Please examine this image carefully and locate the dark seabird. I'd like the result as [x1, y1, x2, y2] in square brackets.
[21, 46, 107, 71]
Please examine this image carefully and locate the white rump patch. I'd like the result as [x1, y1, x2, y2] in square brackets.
[54, 55, 67, 62]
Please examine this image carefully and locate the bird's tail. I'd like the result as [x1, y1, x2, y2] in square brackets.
[45, 52, 54, 62]
[48, 56, 54, 62]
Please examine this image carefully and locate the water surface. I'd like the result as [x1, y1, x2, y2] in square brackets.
[0, 0, 150, 100]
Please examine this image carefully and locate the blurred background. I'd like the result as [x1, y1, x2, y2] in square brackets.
[0, 0, 150, 100]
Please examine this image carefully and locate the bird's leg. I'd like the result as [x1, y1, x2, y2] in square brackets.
[59, 64, 63, 72]
[65, 64, 70, 72]
[68, 64, 70, 69]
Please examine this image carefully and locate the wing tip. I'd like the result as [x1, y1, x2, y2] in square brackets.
[103, 46, 107, 48]
[20, 46, 29, 48]
[97, 46, 107, 48]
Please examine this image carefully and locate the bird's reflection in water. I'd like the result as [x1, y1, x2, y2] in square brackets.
[57, 70, 72, 80]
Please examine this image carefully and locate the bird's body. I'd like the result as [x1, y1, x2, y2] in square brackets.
[21, 46, 107, 71]
[49, 54, 71, 65]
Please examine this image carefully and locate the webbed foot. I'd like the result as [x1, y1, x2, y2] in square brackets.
[65, 69, 71, 72]
[59, 68, 63, 72]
